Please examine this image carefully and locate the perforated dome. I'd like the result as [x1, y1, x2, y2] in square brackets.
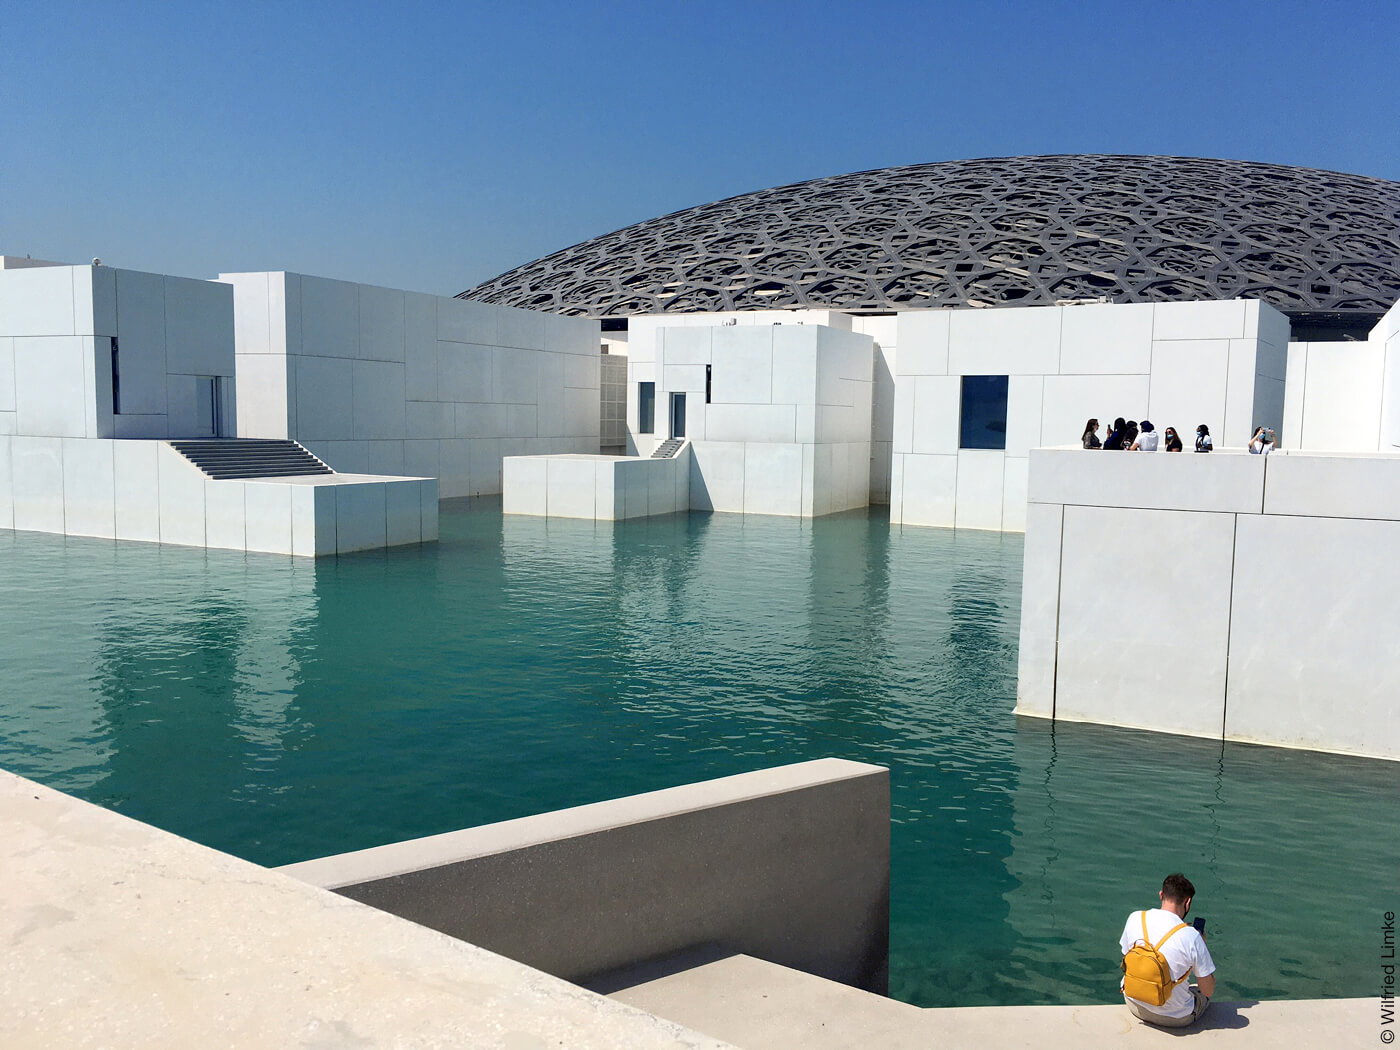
[460, 155, 1400, 331]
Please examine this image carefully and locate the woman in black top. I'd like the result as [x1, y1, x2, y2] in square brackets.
[1103, 417, 1127, 450]
[1164, 426, 1184, 452]
[1082, 418, 1101, 449]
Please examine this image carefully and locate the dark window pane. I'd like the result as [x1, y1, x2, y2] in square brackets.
[959, 375, 1009, 450]
[639, 382, 655, 434]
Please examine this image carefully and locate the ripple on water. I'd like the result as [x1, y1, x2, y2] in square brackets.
[0, 504, 1394, 1007]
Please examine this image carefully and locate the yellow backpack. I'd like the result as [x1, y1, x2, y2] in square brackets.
[1121, 911, 1189, 1006]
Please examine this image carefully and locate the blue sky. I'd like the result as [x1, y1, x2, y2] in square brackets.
[4, 0, 1398, 296]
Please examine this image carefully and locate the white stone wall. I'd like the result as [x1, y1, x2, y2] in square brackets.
[853, 315, 897, 504]
[627, 320, 873, 517]
[1017, 446, 1400, 761]
[502, 451, 690, 521]
[0, 435, 434, 556]
[1283, 300, 1400, 453]
[890, 299, 1290, 532]
[0, 265, 235, 441]
[222, 272, 600, 498]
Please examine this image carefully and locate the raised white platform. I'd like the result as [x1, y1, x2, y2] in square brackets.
[502, 450, 691, 520]
[1018, 446, 1400, 760]
[0, 436, 437, 556]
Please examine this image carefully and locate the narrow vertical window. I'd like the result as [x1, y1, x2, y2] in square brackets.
[638, 381, 655, 434]
[959, 375, 1009, 450]
[705, 364, 712, 404]
[110, 337, 121, 414]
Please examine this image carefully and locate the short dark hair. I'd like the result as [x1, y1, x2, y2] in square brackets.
[1162, 873, 1196, 903]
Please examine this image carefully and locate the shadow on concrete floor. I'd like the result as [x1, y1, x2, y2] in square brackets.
[1141, 1000, 1257, 1035]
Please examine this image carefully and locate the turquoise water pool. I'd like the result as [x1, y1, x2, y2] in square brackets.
[1, 500, 1393, 1007]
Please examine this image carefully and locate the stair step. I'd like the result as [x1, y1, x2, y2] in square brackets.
[169, 439, 335, 480]
[604, 953, 925, 1050]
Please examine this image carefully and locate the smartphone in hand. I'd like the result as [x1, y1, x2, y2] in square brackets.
[1193, 917, 1206, 935]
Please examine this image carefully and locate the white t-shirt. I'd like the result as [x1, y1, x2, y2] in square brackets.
[1134, 430, 1159, 451]
[1119, 908, 1216, 1017]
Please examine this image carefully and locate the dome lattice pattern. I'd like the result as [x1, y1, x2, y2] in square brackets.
[460, 155, 1400, 323]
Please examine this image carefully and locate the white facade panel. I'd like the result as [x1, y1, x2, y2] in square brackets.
[710, 327, 773, 404]
[437, 297, 499, 347]
[894, 310, 950, 376]
[243, 481, 293, 554]
[742, 443, 803, 517]
[954, 450, 1004, 531]
[10, 436, 65, 533]
[907, 375, 959, 455]
[1015, 499, 1063, 717]
[1058, 302, 1154, 375]
[204, 480, 247, 552]
[335, 483, 387, 553]
[357, 285, 406, 362]
[352, 360, 407, 441]
[1227, 514, 1400, 758]
[1146, 338, 1229, 443]
[1296, 342, 1385, 451]
[894, 452, 957, 529]
[14, 337, 90, 437]
[1039, 374, 1150, 449]
[689, 441, 745, 513]
[947, 305, 1061, 375]
[0, 436, 13, 529]
[60, 438, 115, 539]
[1001, 455, 1029, 533]
[114, 269, 168, 417]
[0, 267, 76, 337]
[0, 337, 15, 413]
[1151, 299, 1247, 341]
[299, 277, 359, 359]
[385, 480, 422, 545]
[1027, 447, 1265, 514]
[1053, 504, 1234, 735]
[164, 276, 234, 378]
[113, 439, 161, 542]
[156, 444, 207, 548]
[294, 357, 354, 441]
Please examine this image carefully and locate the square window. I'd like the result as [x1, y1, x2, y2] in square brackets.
[959, 375, 1008, 450]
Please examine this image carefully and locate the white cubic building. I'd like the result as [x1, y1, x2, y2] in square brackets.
[503, 317, 874, 521]
[0, 262, 436, 557]
[889, 298, 1291, 531]
[221, 272, 601, 498]
[1016, 299, 1400, 760]
[0, 262, 235, 441]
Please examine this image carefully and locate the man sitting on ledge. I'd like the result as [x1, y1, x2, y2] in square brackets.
[1119, 873, 1216, 1027]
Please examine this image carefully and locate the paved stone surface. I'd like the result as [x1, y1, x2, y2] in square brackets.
[610, 952, 1375, 1050]
[0, 769, 732, 1050]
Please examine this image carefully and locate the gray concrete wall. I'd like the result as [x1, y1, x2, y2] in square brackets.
[278, 758, 890, 993]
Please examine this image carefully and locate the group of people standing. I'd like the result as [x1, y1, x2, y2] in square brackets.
[1082, 418, 1278, 454]
[1081, 418, 1211, 453]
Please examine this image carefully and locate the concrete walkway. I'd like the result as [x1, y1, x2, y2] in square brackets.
[610, 953, 1375, 1050]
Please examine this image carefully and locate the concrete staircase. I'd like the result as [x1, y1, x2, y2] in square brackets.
[168, 439, 334, 480]
[651, 438, 685, 459]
